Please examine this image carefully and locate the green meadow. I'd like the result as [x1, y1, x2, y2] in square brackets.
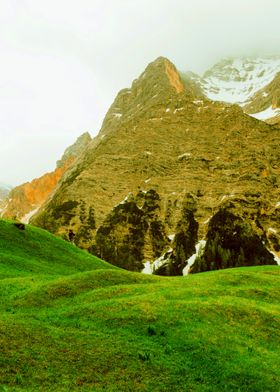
[0, 220, 279, 391]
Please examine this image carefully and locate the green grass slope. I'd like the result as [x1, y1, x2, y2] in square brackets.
[0, 220, 279, 391]
[0, 219, 113, 278]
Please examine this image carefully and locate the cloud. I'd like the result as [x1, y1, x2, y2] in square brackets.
[1, 0, 280, 184]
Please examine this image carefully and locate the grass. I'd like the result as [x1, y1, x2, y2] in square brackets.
[0, 219, 113, 278]
[0, 219, 279, 391]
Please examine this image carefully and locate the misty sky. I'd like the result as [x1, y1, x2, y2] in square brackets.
[1, 0, 280, 186]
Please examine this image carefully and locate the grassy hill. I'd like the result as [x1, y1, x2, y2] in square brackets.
[0, 219, 279, 391]
[0, 219, 113, 278]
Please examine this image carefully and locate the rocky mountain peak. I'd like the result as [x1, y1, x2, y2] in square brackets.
[56, 132, 92, 168]
[143, 56, 185, 93]
[98, 57, 186, 139]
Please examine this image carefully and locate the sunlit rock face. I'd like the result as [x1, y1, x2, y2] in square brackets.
[32, 57, 280, 274]
[1, 133, 91, 223]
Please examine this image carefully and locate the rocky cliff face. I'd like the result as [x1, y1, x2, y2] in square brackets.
[1, 133, 91, 223]
[32, 57, 280, 274]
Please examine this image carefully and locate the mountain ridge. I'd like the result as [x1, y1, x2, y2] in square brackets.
[1, 132, 91, 223]
[181, 56, 280, 123]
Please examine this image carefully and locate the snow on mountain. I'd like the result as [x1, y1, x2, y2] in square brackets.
[201, 57, 280, 106]
[250, 106, 280, 120]
[21, 207, 40, 224]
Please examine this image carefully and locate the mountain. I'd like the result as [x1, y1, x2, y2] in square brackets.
[203, 56, 280, 103]
[243, 72, 280, 123]
[31, 57, 280, 275]
[0, 183, 12, 201]
[0, 183, 12, 214]
[184, 56, 280, 123]
[1, 132, 91, 223]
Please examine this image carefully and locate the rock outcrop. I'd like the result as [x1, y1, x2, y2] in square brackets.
[1, 133, 91, 222]
[31, 57, 280, 274]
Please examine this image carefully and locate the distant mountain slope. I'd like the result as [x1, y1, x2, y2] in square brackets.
[0, 183, 12, 200]
[201, 56, 280, 105]
[0, 184, 12, 215]
[1, 132, 91, 223]
[183, 56, 280, 124]
[32, 57, 280, 275]
[243, 72, 280, 123]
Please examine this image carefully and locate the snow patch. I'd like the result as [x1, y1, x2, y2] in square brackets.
[141, 248, 173, 275]
[21, 207, 40, 224]
[174, 107, 184, 114]
[168, 234, 175, 241]
[178, 152, 191, 160]
[250, 106, 280, 120]
[112, 113, 122, 118]
[268, 227, 277, 234]
[142, 248, 173, 275]
[182, 240, 206, 276]
[275, 202, 280, 208]
[144, 178, 151, 183]
[203, 217, 211, 225]
[119, 192, 132, 205]
[268, 249, 280, 265]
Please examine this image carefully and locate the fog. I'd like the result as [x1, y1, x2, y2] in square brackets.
[1, 0, 280, 185]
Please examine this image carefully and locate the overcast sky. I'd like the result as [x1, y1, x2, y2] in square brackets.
[1, 0, 280, 186]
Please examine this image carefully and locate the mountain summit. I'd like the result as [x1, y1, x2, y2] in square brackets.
[31, 56, 280, 274]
